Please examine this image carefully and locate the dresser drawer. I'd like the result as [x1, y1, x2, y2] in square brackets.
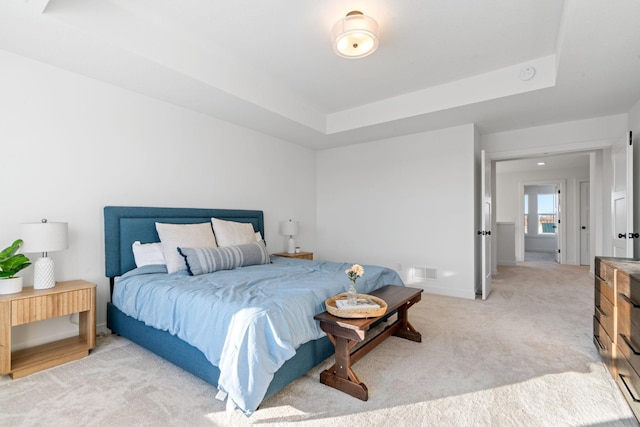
[598, 261, 617, 286]
[617, 273, 640, 305]
[595, 275, 615, 306]
[594, 316, 614, 372]
[617, 291, 640, 371]
[595, 289, 615, 338]
[615, 349, 640, 419]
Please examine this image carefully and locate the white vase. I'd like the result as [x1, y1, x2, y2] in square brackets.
[0, 277, 23, 295]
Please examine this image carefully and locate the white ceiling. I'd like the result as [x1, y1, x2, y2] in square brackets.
[1, 0, 640, 150]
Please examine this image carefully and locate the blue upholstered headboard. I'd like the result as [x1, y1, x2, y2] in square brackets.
[104, 206, 265, 278]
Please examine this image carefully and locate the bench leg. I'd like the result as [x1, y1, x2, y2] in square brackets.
[393, 299, 422, 342]
[319, 334, 369, 401]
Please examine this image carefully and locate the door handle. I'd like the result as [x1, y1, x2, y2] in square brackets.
[629, 233, 639, 239]
[619, 233, 627, 239]
[581, 226, 586, 229]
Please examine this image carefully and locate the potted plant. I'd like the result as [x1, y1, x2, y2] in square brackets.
[0, 239, 31, 294]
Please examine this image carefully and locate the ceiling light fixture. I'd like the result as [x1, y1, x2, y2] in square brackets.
[537, 162, 546, 166]
[332, 11, 379, 59]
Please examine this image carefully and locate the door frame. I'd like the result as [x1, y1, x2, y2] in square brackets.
[518, 179, 566, 263]
[578, 179, 590, 265]
[488, 131, 624, 272]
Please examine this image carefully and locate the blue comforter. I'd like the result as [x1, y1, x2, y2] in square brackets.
[113, 256, 403, 415]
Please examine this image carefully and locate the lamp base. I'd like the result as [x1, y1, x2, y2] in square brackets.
[33, 257, 56, 290]
[287, 237, 296, 254]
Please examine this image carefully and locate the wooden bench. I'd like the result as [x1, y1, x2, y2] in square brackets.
[314, 285, 423, 400]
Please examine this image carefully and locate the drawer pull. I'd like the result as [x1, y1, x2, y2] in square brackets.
[594, 334, 606, 351]
[619, 293, 640, 308]
[594, 305, 606, 317]
[595, 274, 607, 283]
[620, 334, 640, 355]
[619, 374, 640, 403]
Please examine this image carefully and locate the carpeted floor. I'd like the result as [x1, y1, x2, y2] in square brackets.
[1, 260, 637, 426]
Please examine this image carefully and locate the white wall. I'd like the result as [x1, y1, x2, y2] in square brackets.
[317, 124, 478, 299]
[482, 115, 627, 159]
[0, 49, 317, 349]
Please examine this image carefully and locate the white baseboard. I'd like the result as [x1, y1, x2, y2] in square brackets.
[407, 281, 476, 300]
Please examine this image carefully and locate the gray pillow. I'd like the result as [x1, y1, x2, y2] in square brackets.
[178, 240, 269, 276]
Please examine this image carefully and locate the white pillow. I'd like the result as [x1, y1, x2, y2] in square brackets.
[211, 217, 257, 247]
[132, 241, 165, 267]
[155, 222, 217, 273]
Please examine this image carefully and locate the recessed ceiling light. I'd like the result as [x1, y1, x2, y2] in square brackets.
[537, 162, 546, 166]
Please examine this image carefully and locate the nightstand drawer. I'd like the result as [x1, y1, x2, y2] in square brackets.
[273, 252, 313, 260]
[11, 289, 93, 326]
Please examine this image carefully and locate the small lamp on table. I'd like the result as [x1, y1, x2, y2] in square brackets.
[21, 219, 68, 290]
[280, 219, 299, 254]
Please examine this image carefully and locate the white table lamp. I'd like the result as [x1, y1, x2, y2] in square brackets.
[21, 219, 68, 289]
[280, 219, 299, 254]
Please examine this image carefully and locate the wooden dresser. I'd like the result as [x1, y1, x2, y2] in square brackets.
[595, 257, 640, 420]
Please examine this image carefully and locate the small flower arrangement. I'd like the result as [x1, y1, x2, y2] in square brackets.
[346, 264, 364, 284]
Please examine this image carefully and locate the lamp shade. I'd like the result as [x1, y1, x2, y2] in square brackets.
[332, 11, 379, 59]
[21, 220, 68, 254]
[280, 220, 299, 237]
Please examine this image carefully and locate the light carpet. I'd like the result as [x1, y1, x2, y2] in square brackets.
[1, 260, 638, 426]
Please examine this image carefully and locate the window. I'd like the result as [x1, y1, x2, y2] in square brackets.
[524, 190, 557, 235]
[538, 193, 556, 234]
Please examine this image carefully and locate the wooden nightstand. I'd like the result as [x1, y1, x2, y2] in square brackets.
[274, 252, 314, 260]
[0, 279, 96, 379]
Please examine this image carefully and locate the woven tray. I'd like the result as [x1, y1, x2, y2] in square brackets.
[325, 293, 388, 318]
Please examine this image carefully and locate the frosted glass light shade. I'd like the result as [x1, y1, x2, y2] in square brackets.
[332, 11, 379, 59]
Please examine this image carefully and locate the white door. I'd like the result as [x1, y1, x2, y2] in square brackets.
[612, 131, 634, 257]
[481, 150, 492, 300]
[580, 181, 590, 265]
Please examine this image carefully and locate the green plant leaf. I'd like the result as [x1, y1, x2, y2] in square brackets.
[0, 239, 23, 261]
[0, 241, 30, 278]
[2, 254, 30, 270]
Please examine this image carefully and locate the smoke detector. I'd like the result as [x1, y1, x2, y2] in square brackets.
[519, 66, 536, 81]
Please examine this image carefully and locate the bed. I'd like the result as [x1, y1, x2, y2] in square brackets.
[104, 206, 403, 415]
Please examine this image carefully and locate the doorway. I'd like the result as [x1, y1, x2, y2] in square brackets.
[494, 152, 591, 267]
[523, 182, 562, 263]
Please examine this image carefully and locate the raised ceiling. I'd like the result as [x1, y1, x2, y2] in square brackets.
[1, 0, 639, 149]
